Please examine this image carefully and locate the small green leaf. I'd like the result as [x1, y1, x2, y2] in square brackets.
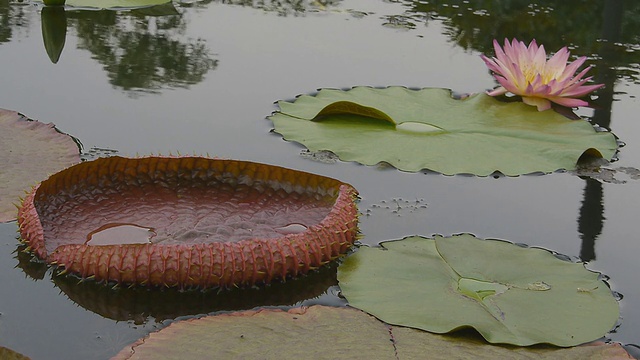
[337, 234, 620, 347]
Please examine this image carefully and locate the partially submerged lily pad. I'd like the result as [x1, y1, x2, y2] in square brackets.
[337, 234, 620, 347]
[111, 306, 632, 359]
[0, 109, 80, 223]
[268, 87, 618, 176]
[18, 156, 359, 289]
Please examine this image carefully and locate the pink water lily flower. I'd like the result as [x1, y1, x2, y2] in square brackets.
[480, 38, 604, 111]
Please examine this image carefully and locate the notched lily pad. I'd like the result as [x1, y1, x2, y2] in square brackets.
[18, 156, 359, 289]
[0, 109, 80, 223]
[111, 306, 632, 359]
[337, 234, 620, 347]
[269, 87, 618, 176]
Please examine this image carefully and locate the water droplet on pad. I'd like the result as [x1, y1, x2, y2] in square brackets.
[275, 223, 308, 234]
[86, 224, 156, 246]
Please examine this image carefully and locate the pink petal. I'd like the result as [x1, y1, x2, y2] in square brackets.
[480, 55, 503, 74]
[527, 74, 548, 94]
[494, 39, 510, 64]
[493, 57, 521, 84]
[532, 44, 548, 68]
[547, 96, 589, 108]
[561, 83, 605, 97]
[558, 57, 587, 82]
[522, 96, 552, 111]
[486, 86, 508, 96]
[545, 48, 569, 77]
[527, 39, 539, 56]
[495, 75, 522, 94]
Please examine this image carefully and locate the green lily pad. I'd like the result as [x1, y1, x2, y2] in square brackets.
[0, 109, 80, 222]
[111, 306, 632, 359]
[337, 234, 620, 347]
[268, 87, 618, 176]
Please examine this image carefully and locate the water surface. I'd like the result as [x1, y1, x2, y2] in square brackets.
[1, 0, 639, 358]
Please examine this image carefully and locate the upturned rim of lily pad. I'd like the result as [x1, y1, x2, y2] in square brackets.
[18, 156, 359, 289]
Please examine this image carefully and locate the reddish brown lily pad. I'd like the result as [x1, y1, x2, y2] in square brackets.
[18, 156, 359, 289]
[112, 306, 633, 360]
[0, 109, 80, 222]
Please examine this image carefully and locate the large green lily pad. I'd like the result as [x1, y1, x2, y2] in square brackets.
[337, 234, 620, 347]
[111, 306, 632, 359]
[0, 109, 80, 222]
[269, 87, 618, 176]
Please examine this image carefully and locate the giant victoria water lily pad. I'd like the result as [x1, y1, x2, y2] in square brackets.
[111, 306, 632, 359]
[268, 87, 618, 176]
[0, 109, 80, 223]
[337, 234, 620, 347]
[18, 156, 359, 289]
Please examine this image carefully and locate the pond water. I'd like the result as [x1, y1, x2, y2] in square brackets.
[1, 0, 640, 358]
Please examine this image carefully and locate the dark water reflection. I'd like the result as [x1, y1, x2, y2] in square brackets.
[578, 178, 604, 262]
[0, 0, 31, 44]
[397, 0, 640, 82]
[14, 244, 340, 324]
[41, 5, 218, 93]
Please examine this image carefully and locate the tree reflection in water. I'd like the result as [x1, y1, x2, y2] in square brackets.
[66, 5, 218, 94]
[0, 0, 30, 44]
[35, 0, 342, 93]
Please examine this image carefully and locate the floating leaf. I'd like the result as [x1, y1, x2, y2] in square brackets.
[269, 87, 618, 176]
[18, 156, 359, 289]
[111, 306, 632, 359]
[337, 234, 620, 347]
[0, 109, 80, 223]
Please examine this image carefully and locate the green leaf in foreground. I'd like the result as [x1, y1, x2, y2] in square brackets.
[269, 87, 618, 176]
[111, 306, 632, 359]
[0, 109, 80, 222]
[337, 234, 620, 347]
